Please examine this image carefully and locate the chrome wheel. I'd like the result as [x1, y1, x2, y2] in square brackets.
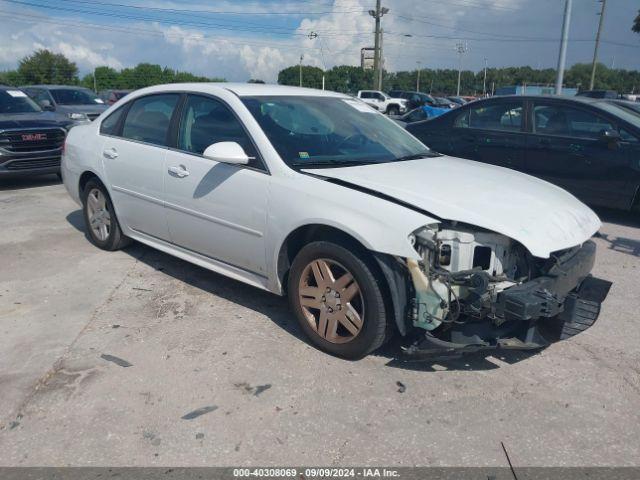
[86, 188, 111, 241]
[298, 258, 364, 344]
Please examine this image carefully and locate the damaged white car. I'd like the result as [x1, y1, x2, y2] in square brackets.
[61, 83, 611, 359]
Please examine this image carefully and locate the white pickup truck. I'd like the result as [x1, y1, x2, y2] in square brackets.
[357, 90, 407, 115]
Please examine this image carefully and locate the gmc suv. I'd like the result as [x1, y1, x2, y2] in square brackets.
[0, 86, 73, 178]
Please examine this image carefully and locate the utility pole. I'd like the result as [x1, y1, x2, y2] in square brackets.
[589, 0, 607, 91]
[482, 57, 488, 96]
[299, 54, 303, 87]
[378, 28, 384, 90]
[555, 0, 573, 95]
[369, 1, 389, 90]
[416, 61, 422, 91]
[455, 42, 468, 96]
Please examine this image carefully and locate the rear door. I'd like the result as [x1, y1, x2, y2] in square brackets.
[449, 99, 527, 169]
[100, 93, 180, 240]
[524, 100, 633, 208]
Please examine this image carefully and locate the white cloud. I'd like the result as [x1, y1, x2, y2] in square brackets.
[0, 0, 638, 83]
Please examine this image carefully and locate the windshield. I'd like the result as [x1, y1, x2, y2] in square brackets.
[0, 89, 42, 114]
[597, 102, 640, 128]
[241, 96, 432, 168]
[50, 88, 103, 105]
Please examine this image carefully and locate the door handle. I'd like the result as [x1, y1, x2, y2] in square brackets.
[168, 165, 190, 178]
[102, 147, 118, 159]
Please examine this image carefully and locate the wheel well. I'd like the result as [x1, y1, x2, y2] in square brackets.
[78, 171, 101, 195]
[277, 224, 402, 335]
[277, 225, 370, 290]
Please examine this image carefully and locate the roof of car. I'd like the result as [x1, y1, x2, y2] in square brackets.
[481, 94, 603, 105]
[122, 82, 348, 98]
[21, 85, 94, 90]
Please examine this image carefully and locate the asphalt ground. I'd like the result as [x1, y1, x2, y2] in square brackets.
[0, 176, 639, 466]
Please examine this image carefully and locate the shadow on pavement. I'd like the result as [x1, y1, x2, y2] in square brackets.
[0, 174, 61, 191]
[374, 335, 541, 372]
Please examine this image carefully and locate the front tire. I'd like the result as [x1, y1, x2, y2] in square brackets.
[81, 179, 130, 251]
[288, 241, 388, 359]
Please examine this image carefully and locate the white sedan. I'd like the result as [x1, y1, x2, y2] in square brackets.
[62, 83, 609, 359]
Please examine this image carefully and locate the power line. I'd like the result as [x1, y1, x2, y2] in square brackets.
[0, 0, 371, 37]
[55, 0, 368, 16]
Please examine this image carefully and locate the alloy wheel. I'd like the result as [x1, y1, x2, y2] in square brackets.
[298, 258, 364, 344]
[86, 188, 111, 241]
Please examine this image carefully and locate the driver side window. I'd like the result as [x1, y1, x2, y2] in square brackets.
[177, 95, 260, 168]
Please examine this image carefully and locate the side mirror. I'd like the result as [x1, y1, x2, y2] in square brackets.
[600, 129, 621, 146]
[203, 142, 253, 165]
[39, 99, 54, 111]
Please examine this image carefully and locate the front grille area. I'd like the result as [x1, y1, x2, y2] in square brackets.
[4, 157, 60, 171]
[0, 128, 66, 153]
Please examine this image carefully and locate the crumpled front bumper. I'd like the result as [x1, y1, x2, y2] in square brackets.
[404, 240, 612, 357]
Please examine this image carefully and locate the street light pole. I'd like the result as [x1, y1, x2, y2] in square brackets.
[555, 0, 573, 95]
[455, 42, 468, 97]
[483, 58, 488, 96]
[299, 54, 303, 87]
[589, 0, 607, 91]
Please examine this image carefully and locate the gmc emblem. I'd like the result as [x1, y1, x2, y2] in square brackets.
[21, 133, 47, 141]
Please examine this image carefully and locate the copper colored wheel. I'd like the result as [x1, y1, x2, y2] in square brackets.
[297, 258, 364, 344]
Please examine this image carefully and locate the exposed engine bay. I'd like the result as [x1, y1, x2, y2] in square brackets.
[399, 223, 611, 356]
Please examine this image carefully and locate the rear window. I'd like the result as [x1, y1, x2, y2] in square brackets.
[121, 94, 179, 146]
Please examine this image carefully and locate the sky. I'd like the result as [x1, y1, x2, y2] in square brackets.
[0, 0, 639, 82]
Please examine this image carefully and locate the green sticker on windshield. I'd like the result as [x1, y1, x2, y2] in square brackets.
[298, 152, 310, 159]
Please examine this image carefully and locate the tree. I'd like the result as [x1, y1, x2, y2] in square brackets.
[633, 10, 640, 33]
[18, 49, 78, 85]
[278, 65, 324, 89]
[0, 70, 23, 86]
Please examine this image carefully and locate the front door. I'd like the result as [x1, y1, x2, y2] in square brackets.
[101, 93, 180, 240]
[163, 94, 269, 275]
[524, 101, 633, 209]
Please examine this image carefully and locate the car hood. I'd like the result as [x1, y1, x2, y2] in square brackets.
[304, 156, 601, 258]
[0, 111, 73, 130]
[55, 104, 108, 115]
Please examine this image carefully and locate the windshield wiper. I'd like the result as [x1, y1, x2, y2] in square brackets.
[393, 152, 439, 162]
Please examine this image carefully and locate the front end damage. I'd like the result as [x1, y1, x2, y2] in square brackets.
[377, 224, 611, 358]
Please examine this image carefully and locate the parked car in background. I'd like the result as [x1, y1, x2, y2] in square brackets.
[577, 90, 619, 99]
[447, 96, 467, 106]
[62, 83, 609, 359]
[393, 104, 451, 125]
[356, 90, 407, 115]
[609, 99, 640, 115]
[388, 91, 437, 110]
[434, 96, 458, 109]
[99, 89, 133, 106]
[0, 86, 73, 178]
[407, 95, 640, 211]
[21, 85, 108, 122]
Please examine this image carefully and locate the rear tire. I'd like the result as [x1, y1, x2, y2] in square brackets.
[288, 241, 388, 359]
[81, 179, 130, 251]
